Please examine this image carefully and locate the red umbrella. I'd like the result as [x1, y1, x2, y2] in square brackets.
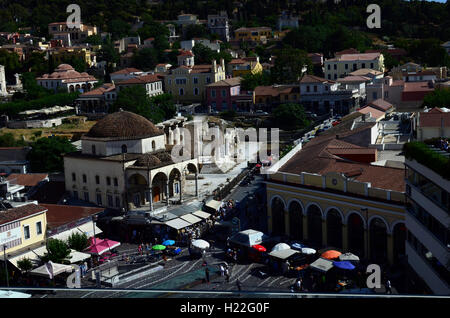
[255, 164, 262, 168]
[252, 245, 266, 252]
[321, 250, 342, 260]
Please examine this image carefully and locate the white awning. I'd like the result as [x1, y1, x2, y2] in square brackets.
[30, 261, 73, 278]
[8, 246, 47, 268]
[192, 210, 211, 219]
[205, 200, 222, 211]
[50, 221, 103, 241]
[268, 249, 299, 260]
[165, 218, 192, 230]
[180, 214, 202, 225]
[69, 249, 91, 263]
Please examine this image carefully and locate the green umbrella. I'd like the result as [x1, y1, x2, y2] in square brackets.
[152, 245, 166, 251]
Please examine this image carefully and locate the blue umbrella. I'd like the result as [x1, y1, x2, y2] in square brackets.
[162, 240, 175, 246]
[333, 261, 355, 270]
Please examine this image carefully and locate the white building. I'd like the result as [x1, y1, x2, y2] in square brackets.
[36, 64, 98, 93]
[180, 39, 220, 53]
[116, 74, 164, 98]
[63, 111, 199, 210]
[110, 68, 144, 83]
[207, 11, 230, 42]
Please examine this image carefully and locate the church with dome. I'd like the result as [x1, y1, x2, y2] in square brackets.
[63, 111, 199, 211]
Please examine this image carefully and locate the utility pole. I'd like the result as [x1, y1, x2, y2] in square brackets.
[3, 245, 9, 288]
[361, 208, 369, 261]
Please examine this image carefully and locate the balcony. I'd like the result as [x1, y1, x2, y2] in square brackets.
[406, 241, 450, 295]
[406, 209, 449, 267]
[407, 181, 449, 223]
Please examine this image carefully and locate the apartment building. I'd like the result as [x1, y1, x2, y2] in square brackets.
[324, 53, 385, 81]
[404, 144, 450, 295]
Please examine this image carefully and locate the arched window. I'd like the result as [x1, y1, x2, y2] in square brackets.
[92, 145, 96, 155]
[121, 144, 127, 153]
[152, 140, 156, 150]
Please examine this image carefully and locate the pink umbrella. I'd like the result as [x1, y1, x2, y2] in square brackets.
[86, 238, 121, 255]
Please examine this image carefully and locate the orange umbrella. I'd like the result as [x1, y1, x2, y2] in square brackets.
[321, 250, 342, 260]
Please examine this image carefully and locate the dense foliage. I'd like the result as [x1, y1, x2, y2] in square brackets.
[17, 258, 33, 273]
[403, 141, 450, 180]
[422, 88, 450, 109]
[0, 133, 27, 147]
[42, 238, 72, 264]
[27, 137, 77, 172]
[271, 103, 310, 131]
[67, 232, 90, 252]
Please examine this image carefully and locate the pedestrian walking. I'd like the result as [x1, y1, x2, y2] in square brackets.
[295, 278, 302, 292]
[386, 279, 392, 294]
[219, 264, 225, 277]
[236, 278, 242, 292]
[225, 267, 230, 282]
[205, 267, 210, 284]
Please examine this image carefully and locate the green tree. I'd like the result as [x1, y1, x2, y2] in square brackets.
[240, 72, 273, 91]
[151, 93, 177, 120]
[0, 133, 26, 147]
[422, 88, 450, 108]
[17, 258, 33, 273]
[67, 232, 90, 252]
[132, 47, 158, 71]
[42, 238, 71, 264]
[183, 24, 209, 40]
[272, 103, 310, 130]
[111, 86, 165, 123]
[27, 137, 76, 172]
[84, 34, 102, 46]
[271, 48, 312, 84]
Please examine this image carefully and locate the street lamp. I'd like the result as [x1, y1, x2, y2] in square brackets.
[361, 208, 369, 261]
[3, 245, 9, 288]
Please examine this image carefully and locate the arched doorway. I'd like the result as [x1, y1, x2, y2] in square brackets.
[370, 217, 388, 263]
[168, 168, 181, 198]
[326, 209, 343, 248]
[151, 172, 168, 203]
[307, 204, 322, 247]
[347, 213, 365, 257]
[288, 201, 303, 241]
[271, 197, 285, 236]
[127, 173, 148, 207]
[393, 222, 406, 264]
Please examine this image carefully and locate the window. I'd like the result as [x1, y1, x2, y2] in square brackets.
[222, 90, 226, 97]
[121, 144, 127, 153]
[206, 77, 211, 84]
[179, 88, 184, 95]
[115, 196, 121, 207]
[362, 63, 366, 68]
[333, 64, 337, 70]
[327, 64, 331, 70]
[372, 92, 377, 100]
[106, 177, 111, 186]
[353, 64, 357, 70]
[84, 192, 89, 202]
[95, 175, 100, 184]
[114, 178, 118, 186]
[92, 145, 96, 155]
[313, 85, 317, 92]
[306, 86, 310, 92]
[194, 87, 199, 95]
[193, 77, 198, 84]
[73, 190, 78, 199]
[222, 102, 227, 109]
[334, 74, 337, 80]
[96, 193, 102, 205]
[328, 74, 331, 80]
[72, 173, 76, 181]
[370, 63, 374, 68]
[83, 174, 87, 183]
[211, 90, 216, 98]
[152, 141, 156, 150]
[345, 64, 348, 70]
[24, 225, 30, 239]
[107, 194, 113, 207]
[36, 222, 42, 235]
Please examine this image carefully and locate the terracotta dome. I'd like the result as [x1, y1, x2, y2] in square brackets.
[56, 64, 75, 71]
[85, 111, 163, 139]
[134, 154, 161, 167]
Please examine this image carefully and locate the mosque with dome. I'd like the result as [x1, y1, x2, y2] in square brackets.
[63, 110, 199, 211]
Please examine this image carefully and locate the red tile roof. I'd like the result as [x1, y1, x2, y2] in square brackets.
[279, 127, 405, 192]
[358, 106, 386, 120]
[367, 99, 394, 111]
[0, 204, 47, 226]
[6, 174, 48, 187]
[41, 204, 104, 229]
[117, 74, 162, 85]
[418, 108, 450, 127]
[110, 68, 142, 75]
[300, 74, 335, 84]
